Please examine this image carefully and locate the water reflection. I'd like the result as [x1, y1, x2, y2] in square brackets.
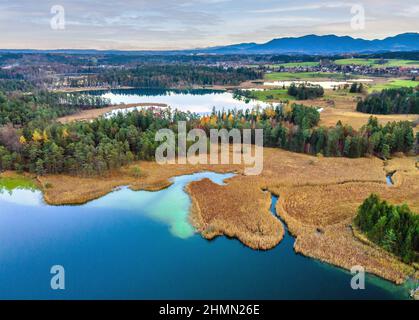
[86, 88, 272, 114]
[0, 178, 41, 207]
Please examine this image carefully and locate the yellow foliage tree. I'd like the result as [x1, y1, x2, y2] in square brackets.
[200, 116, 210, 126]
[43, 130, 49, 142]
[19, 135, 27, 144]
[62, 128, 69, 139]
[210, 115, 218, 127]
[32, 130, 43, 142]
[265, 107, 276, 118]
[282, 103, 292, 118]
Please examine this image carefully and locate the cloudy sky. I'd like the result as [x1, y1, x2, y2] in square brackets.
[0, 0, 418, 50]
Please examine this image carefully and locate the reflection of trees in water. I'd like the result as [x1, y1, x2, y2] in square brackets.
[0, 178, 38, 195]
[86, 88, 225, 97]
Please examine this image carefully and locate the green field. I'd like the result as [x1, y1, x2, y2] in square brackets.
[334, 58, 377, 66]
[248, 62, 320, 69]
[274, 62, 320, 68]
[334, 58, 419, 68]
[0, 176, 37, 192]
[265, 72, 352, 81]
[368, 79, 419, 92]
[241, 89, 295, 102]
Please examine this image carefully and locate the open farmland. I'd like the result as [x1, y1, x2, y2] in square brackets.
[264, 72, 354, 81]
[368, 79, 419, 92]
[335, 58, 419, 68]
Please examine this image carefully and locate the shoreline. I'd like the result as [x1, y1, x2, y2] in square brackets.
[49, 79, 266, 94]
[57, 102, 168, 123]
[186, 179, 284, 251]
[272, 189, 415, 285]
[50, 86, 135, 93]
[1, 149, 418, 285]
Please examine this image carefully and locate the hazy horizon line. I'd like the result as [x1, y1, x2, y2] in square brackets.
[1, 32, 417, 52]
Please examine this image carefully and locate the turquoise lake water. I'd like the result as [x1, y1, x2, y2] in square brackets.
[0, 172, 412, 299]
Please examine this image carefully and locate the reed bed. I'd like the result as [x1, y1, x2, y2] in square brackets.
[32, 148, 418, 283]
[187, 176, 284, 250]
[38, 159, 240, 205]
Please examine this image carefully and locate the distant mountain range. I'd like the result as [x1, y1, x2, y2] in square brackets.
[201, 33, 419, 54]
[1, 33, 419, 55]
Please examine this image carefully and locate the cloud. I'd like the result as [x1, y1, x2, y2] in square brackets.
[251, 2, 353, 14]
[0, 0, 417, 49]
[396, 5, 419, 17]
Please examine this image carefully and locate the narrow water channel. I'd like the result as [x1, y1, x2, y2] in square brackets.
[0, 173, 410, 299]
[386, 172, 395, 186]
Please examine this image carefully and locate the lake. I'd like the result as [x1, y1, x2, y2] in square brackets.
[264, 79, 373, 89]
[0, 172, 412, 299]
[85, 88, 271, 114]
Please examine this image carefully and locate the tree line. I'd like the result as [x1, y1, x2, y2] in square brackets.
[0, 91, 110, 127]
[0, 106, 197, 176]
[200, 104, 415, 158]
[287, 83, 324, 100]
[357, 87, 419, 114]
[349, 82, 364, 93]
[96, 65, 262, 88]
[0, 90, 416, 176]
[355, 194, 418, 263]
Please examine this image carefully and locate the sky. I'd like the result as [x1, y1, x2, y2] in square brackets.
[0, 0, 418, 50]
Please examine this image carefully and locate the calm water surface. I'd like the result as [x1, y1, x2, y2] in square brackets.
[0, 172, 412, 299]
[86, 88, 271, 114]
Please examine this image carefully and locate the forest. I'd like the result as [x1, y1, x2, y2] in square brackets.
[357, 87, 419, 114]
[95, 65, 262, 88]
[0, 88, 416, 176]
[0, 67, 36, 92]
[201, 104, 414, 158]
[349, 82, 364, 93]
[287, 83, 324, 100]
[0, 91, 110, 126]
[355, 194, 418, 263]
[0, 105, 197, 175]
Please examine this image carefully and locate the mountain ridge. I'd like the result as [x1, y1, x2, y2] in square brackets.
[204, 33, 419, 54]
[1, 33, 418, 55]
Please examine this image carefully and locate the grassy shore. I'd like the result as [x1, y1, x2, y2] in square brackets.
[187, 149, 418, 283]
[57, 103, 168, 123]
[0, 171, 37, 191]
[35, 160, 240, 205]
[52, 86, 134, 93]
[187, 176, 284, 250]
[7, 147, 416, 284]
[239, 89, 295, 102]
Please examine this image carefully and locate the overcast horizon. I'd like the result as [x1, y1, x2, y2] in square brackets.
[0, 0, 418, 50]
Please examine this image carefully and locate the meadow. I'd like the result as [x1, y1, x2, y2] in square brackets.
[239, 89, 295, 102]
[265, 72, 354, 81]
[368, 79, 418, 92]
[271, 62, 320, 68]
[0, 172, 37, 192]
[334, 58, 419, 68]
